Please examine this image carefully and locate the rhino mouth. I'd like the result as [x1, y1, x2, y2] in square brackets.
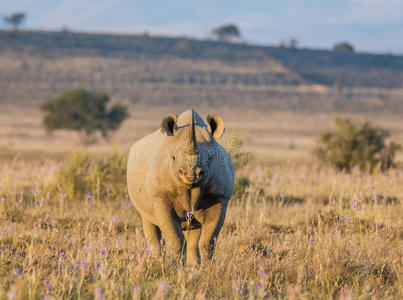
[178, 169, 204, 186]
[179, 169, 194, 185]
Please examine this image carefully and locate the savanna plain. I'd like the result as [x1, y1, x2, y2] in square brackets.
[0, 103, 402, 299]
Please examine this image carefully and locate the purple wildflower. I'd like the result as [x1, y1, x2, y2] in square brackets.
[257, 283, 262, 290]
[117, 236, 121, 241]
[145, 247, 151, 254]
[310, 236, 315, 243]
[376, 224, 380, 229]
[87, 245, 94, 251]
[237, 287, 243, 293]
[0, 247, 5, 252]
[185, 211, 193, 219]
[259, 271, 268, 278]
[60, 252, 65, 258]
[100, 248, 107, 255]
[43, 296, 52, 300]
[71, 263, 76, 269]
[112, 216, 119, 222]
[95, 288, 104, 299]
[263, 290, 268, 297]
[1, 232, 4, 237]
[8, 291, 16, 299]
[132, 286, 140, 294]
[81, 260, 89, 270]
[87, 192, 92, 201]
[16, 269, 23, 275]
[159, 281, 169, 291]
[97, 262, 101, 269]
[8, 226, 12, 231]
[131, 252, 137, 258]
[44, 279, 51, 291]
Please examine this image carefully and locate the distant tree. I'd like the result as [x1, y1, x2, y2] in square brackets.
[289, 37, 298, 49]
[41, 89, 129, 142]
[3, 12, 26, 31]
[278, 41, 286, 48]
[315, 117, 401, 173]
[333, 42, 354, 53]
[212, 24, 241, 42]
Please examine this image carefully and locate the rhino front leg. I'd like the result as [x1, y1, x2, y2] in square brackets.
[185, 228, 201, 265]
[142, 218, 162, 253]
[156, 208, 185, 260]
[199, 201, 228, 262]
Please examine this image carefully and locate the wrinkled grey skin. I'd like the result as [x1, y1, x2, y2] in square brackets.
[127, 109, 234, 264]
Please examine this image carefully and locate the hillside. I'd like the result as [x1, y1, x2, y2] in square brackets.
[1, 30, 403, 113]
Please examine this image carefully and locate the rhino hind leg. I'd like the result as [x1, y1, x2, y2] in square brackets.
[199, 201, 228, 262]
[142, 218, 162, 252]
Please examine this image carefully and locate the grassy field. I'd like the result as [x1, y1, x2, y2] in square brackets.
[1, 101, 403, 299]
[0, 151, 402, 299]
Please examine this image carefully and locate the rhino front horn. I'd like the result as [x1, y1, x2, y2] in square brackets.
[187, 109, 198, 153]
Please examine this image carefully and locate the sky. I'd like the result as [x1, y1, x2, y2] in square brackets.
[1, 0, 403, 54]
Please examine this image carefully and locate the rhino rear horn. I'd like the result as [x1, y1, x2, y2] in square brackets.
[207, 114, 225, 138]
[160, 114, 177, 136]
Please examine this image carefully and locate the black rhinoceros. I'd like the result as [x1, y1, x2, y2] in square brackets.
[127, 109, 234, 264]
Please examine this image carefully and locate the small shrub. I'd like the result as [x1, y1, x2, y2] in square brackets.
[54, 148, 128, 201]
[233, 176, 250, 197]
[315, 118, 401, 173]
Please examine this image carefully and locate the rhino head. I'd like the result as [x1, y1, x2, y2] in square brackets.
[160, 109, 225, 187]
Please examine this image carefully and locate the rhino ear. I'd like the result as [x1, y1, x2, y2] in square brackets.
[160, 114, 177, 136]
[207, 114, 225, 138]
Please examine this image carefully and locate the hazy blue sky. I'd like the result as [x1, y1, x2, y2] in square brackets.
[1, 0, 403, 53]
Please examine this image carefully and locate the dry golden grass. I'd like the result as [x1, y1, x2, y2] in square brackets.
[0, 154, 402, 299]
[1, 101, 403, 299]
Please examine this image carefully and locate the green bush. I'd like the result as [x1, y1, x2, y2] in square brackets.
[54, 148, 128, 201]
[315, 118, 401, 173]
[233, 176, 250, 198]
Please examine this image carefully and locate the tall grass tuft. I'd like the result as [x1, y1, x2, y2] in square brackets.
[54, 148, 128, 201]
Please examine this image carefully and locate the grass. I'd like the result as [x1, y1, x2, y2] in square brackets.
[0, 154, 401, 299]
